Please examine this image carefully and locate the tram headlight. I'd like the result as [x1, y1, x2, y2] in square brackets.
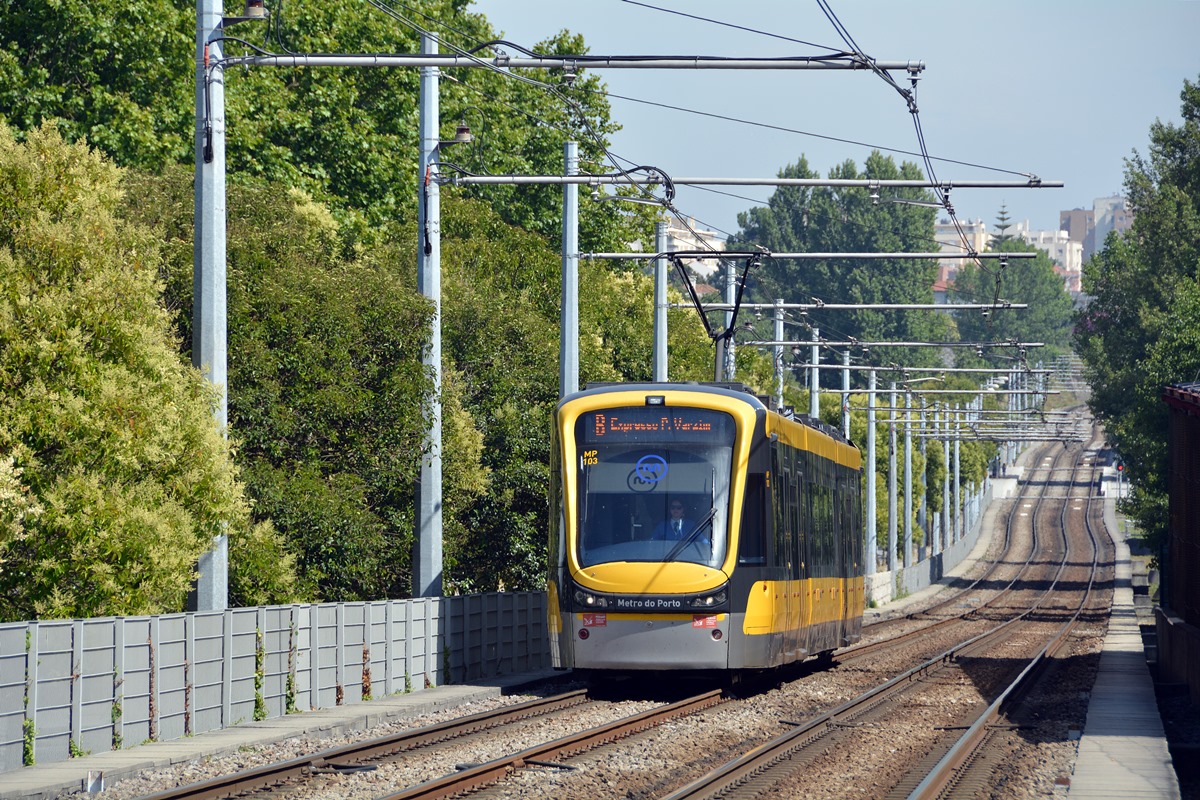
[574, 589, 609, 608]
[690, 591, 727, 608]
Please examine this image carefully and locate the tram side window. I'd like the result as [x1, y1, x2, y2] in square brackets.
[790, 450, 801, 579]
[739, 473, 767, 564]
[811, 472, 834, 578]
[771, 444, 787, 571]
[841, 469, 861, 574]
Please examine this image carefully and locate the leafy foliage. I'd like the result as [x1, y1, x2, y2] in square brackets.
[1075, 75, 1200, 549]
[123, 169, 461, 601]
[952, 238, 1075, 360]
[0, 123, 296, 621]
[729, 151, 949, 371]
[0, 0, 655, 249]
[438, 197, 716, 591]
[0, 0, 195, 168]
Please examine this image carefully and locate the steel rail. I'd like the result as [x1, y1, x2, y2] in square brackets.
[843, 437, 1065, 661]
[136, 689, 590, 800]
[378, 690, 725, 800]
[907, 428, 1104, 799]
[662, 437, 1082, 800]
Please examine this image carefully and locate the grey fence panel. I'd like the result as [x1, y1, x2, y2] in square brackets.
[229, 609, 259, 725]
[347, 607, 362, 704]
[120, 618, 152, 749]
[0, 624, 30, 771]
[190, 611, 225, 735]
[261, 607, 290, 719]
[410, 599, 429, 690]
[313, 605, 338, 709]
[0, 592, 550, 775]
[79, 619, 117, 757]
[367, 602, 387, 700]
[156, 616, 187, 743]
[293, 605, 313, 712]
[32, 622, 73, 764]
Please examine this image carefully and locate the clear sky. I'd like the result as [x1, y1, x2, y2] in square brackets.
[467, 0, 1200, 241]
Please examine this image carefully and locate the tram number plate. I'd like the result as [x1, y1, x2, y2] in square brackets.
[582, 613, 607, 627]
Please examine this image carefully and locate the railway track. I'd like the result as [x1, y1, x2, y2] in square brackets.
[662, 428, 1111, 800]
[136, 690, 595, 799]
[132, 429, 1114, 800]
[905, 432, 1111, 799]
[137, 687, 727, 800]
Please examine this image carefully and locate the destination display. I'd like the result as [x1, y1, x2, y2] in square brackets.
[579, 406, 734, 444]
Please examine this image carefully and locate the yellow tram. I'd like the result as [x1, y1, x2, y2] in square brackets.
[548, 382, 864, 675]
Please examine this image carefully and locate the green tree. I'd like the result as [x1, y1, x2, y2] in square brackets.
[0, 123, 296, 621]
[728, 151, 949, 372]
[0, 0, 652, 250]
[951, 238, 1075, 359]
[0, 0, 195, 169]
[989, 204, 1016, 247]
[122, 168, 493, 601]
[1075, 75, 1200, 549]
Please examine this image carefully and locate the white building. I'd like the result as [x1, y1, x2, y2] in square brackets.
[934, 217, 988, 287]
[1092, 195, 1133, 254]
[665, 217, 725, 279]
[1011, 221, 1085, 294]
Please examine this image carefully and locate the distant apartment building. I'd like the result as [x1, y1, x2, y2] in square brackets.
[665, 217, 725, 279]
[934, 217, 988, 289]
[1059, 195, 1133, 260]
[1012, 222, 1085, 294]
[933, 196, 1131, 302]
[1092, 195, 1133, 253]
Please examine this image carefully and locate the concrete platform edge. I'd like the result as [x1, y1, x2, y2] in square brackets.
[1067, 498, 1180, 799]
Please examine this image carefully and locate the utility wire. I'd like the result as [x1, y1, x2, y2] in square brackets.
[811, 0, 1004, 315]
[361, 1, 742, 313]
[586, 89, 1035, 179]
[618, 0, 847, 53]
[370, 0, 1002, 343]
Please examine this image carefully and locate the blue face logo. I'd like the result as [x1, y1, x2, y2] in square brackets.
[631, 455, 668, 490]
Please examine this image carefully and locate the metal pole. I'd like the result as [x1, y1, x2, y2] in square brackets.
[918, 402, 927, 555]
[888, 382, 898, 574]
[724, 260, 737, 380]
[903, 391, 912, 568]
[229, 53, 931, 72]
[942, 406, 951, 551]
[953, 403, 962, 543]
[866, 369, 877, 576]
[841, 350, 851, 438]
[774, 300, 784, 408]
[652, 221, 668, 381]
[809, 328, 820, 419]
[1007, 369, 1015, 467]
[561, 141, 579, 397]
[414, 32, 442, 597]
[192, 0, 228, 611]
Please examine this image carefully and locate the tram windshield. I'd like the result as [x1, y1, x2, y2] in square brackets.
[573, 406, 735, 568]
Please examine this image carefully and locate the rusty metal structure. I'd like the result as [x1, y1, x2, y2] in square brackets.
[1159, 382, 1200, 703]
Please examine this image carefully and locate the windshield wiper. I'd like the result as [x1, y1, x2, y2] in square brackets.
[663, 506, 717, 563]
